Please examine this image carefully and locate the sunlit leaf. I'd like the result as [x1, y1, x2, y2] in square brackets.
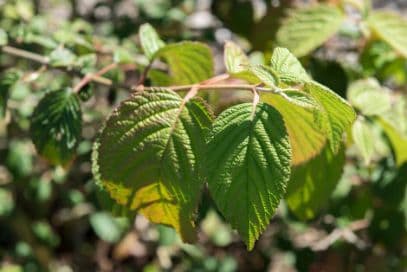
[304, 81, 356, 152]
[270, 47, 311, 85]
[277, 4, 344, 57]
[352, 118, 375, 165]
[153, 42, 214, 85]
[224, 41, 259, 83]
[261, 90, 326, 165]
[207, 103, 291, 249]
[378, 118, 407, 167]
[367, 11, 407, 58]
[139, 23, 165, 61]
[347, 78, 391, 116]
[92, 88, 212, 242]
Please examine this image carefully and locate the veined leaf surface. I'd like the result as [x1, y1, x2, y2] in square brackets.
[304, 81, 356, 152]
[92, 88, 212, 242]
[207, 103, 291, 249]
[139, 23, 165, 61]
[261, 90, 326, 165]
[30, 89, 82, 166]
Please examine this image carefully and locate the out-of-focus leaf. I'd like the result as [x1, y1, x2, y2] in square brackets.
[270, 47, 310, 85]
[30, 89, 82, 166]
[139, 23, 165, 61]
[367, 11, 407, 58]
[352, 118, 375, 165]
[261, 90, 326, 165]
[0, 188, 14, 216]
[0, 29, 8, 46]
[49, 47, 77, 67]
[90, 212, 128, 243]
[285, 145, 345, 220]
[154, 42, 213, 85]
[6, 140, 33, 177]
[378, 118, 407, 167]
[0, 70, 21, 118]
[32, 221, 60, 247]
[304, 81, 356, 152]
[276, 4, 344, 57]
[92, 89, 212, 242]
[347, 78, 391, 116]
[207, 103, 291, 250]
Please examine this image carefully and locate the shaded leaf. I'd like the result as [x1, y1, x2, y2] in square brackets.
[139, 23, 165, 61]
[92, 88, 212, 242]
[261, 90, 326, 165]
[207, 103, 291, 249]
[0, 70, 21, 118]
[378, 118, 407, 167]
[285, 145, 345, 220]
[30, 89, 82, 166]
[276, 4, 344, 57]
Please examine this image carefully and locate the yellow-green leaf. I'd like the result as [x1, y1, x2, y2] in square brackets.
[367, 11, 407, 58]
[261, 90, 326, 166]
[277, 4, 344, 57]
[92, 88, 212, 242]
[139, 23, 165, 60]
[285, 145, 345, 220]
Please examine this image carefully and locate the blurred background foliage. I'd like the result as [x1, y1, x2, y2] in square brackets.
[0, 0, 406, 271]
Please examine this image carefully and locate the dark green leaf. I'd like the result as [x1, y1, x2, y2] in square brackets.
[30, 89, 82, 166]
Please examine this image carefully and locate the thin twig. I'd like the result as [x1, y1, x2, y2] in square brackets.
[73, 63, 117, 93]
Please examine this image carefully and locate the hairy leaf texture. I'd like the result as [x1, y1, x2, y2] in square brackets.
[207, 103, 291, 249]
[30, 89, 82, 166]
[92, 88, 212, 242]
[270, 47, 311, 85]
[277, 4, 344, 57]
[304, 81, 356, 153]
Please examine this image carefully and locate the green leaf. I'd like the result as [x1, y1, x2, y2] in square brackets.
[207, 103, 291, 249]
[276, 4, 344, 57]
[304, 81, 356, 152]
[154, 41, 213, 85]
[347, 78, 391, 116]
[269, 47, 311, 85]
[30, 89, 82, 166]
[261, 90, 326, 165]
[378, 118, 407, 167]
[139, 23, 165, 61]
[92, 88, 212, 242]
[90, 212, 128, 243]
[285, 145, 345, 220]
[352, 118, 375, 165]
[247, 65, 279, 88]
[224, 41, 259, 83]
[367, 11, 407, 58]
[49, 47, 76, 67]
[0, 28, 8, 46]
[0, 70, 21, 118]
